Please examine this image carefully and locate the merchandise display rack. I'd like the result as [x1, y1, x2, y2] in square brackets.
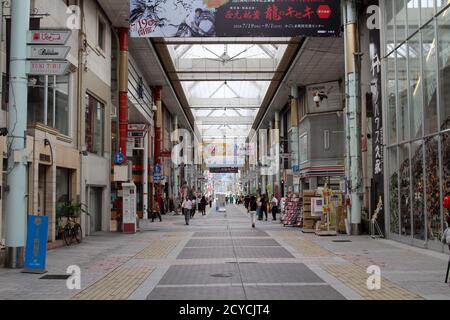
[281, 192, 302, 227]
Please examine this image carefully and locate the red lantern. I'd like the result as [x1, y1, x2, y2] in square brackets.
[444, 196, 450, 209]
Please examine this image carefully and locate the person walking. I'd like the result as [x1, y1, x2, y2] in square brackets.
[271, 194, 279, 221]
[151, 197, 162, 222]
[248, 194, 257, 228]
[201, 196, 207, 215]
[191, 195, 197, 218]
[182, 197, 192, 225]
[256, 195, 262, 221]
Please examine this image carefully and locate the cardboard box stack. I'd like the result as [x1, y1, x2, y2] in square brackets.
[302, 190, 320, 230]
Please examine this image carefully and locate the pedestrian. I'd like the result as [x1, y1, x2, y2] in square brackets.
[442, 215, 450, 284]
[201, 196, 207, 215]
[191, 195, 197, 218]
[261, 194, 268, 221]
[271, 194, 279, 221]
[248, 194, 257, 228]
[182, 197, 192, 225]
[151, 197, 162, 222]
[256, 195, 262, 221]
[209, 195, 212, 208]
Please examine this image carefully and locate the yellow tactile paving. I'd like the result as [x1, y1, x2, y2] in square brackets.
[134, 239, 179, 259]
[72, 266, 154, 300]
[323, 264, 423, 300]
[286, 239, 335, 257]
[270, 231, 300, 238]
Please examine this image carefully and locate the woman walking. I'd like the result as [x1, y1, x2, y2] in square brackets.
[256, 195, 262, 221]
[247, 194, 257, 228]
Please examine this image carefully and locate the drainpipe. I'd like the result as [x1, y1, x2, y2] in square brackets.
[77, 0, 86, 237]
[290, 86, 299, 193]
[5, 0, 30, 268]
[343, 0, 363, 235]
[153, 86, 162, 207]
[274, 111, 281, 197]
[118, 28, 129, 162]
[143, 129, 149, 219]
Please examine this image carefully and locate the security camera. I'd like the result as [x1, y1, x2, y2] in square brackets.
[152, 104, 158, 112]
[313, 91, 328, 108]
[28, 77, 38, 86]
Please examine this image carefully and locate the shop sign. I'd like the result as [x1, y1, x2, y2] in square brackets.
[27, 30, 71, 45]
[26, 61, 69, 75]
[209, 167, 239, 173]
[130, 0, 341, 38]
[23, 215, 49, 273]
[368, 0, 384, 231]
[27, 45, 70, 60]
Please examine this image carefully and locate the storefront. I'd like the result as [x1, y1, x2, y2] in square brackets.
[382, 1, 450, 251]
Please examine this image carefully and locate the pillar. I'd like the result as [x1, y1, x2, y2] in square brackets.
[173, 115, 179, 199]
[290, 87, 300, 193]
[343, 0, 362, 235]
[5, 0, 30, 268]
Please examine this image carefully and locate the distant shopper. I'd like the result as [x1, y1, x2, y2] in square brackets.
[271, 194, 279, 221]
[201, 196, 207, 215]
[442, 215, 450, 283]
[151, 197, 162, 222]
[191, 195, 197, 218]
[182, 197, 192, 225]
[248, 195, 257, 228]
[256, 195, 262, 221]
[261, 195, 268, 221]
[442, 215, 450, 245]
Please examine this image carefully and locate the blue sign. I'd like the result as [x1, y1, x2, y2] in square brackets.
[24, 215, 49, 273]
[154, 164, 161, 174]
[114, 152, 125, 165]
[293, 165, 300, 173]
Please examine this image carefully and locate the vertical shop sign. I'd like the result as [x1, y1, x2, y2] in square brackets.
[369, 1, 384, 230]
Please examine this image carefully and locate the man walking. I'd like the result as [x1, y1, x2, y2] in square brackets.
[182, 196, 192, 225]
[271, 194, 279, 221]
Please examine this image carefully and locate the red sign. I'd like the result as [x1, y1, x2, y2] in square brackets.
[317, 5, 332, 19]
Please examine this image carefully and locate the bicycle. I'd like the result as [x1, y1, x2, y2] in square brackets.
[63, 216, 82, 246]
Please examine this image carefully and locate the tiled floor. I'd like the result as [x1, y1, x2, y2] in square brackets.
[1, 204, 450, 300]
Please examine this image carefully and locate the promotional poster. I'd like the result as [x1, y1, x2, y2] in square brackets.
[130, 0, 341, 37]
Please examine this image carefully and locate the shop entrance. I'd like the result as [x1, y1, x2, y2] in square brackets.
[38, 164, 50, 216]
[89, 187, 103, 232]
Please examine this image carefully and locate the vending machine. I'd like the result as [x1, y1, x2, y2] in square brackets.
[122, 183, 137, 233]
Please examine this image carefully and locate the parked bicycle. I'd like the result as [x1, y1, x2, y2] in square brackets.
[63, 216, 82, 246]
[57, 201, 89, 246]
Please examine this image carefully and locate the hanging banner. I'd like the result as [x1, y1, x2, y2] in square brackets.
[130, 0, 341, 38]
[368, 1, 384, 231]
